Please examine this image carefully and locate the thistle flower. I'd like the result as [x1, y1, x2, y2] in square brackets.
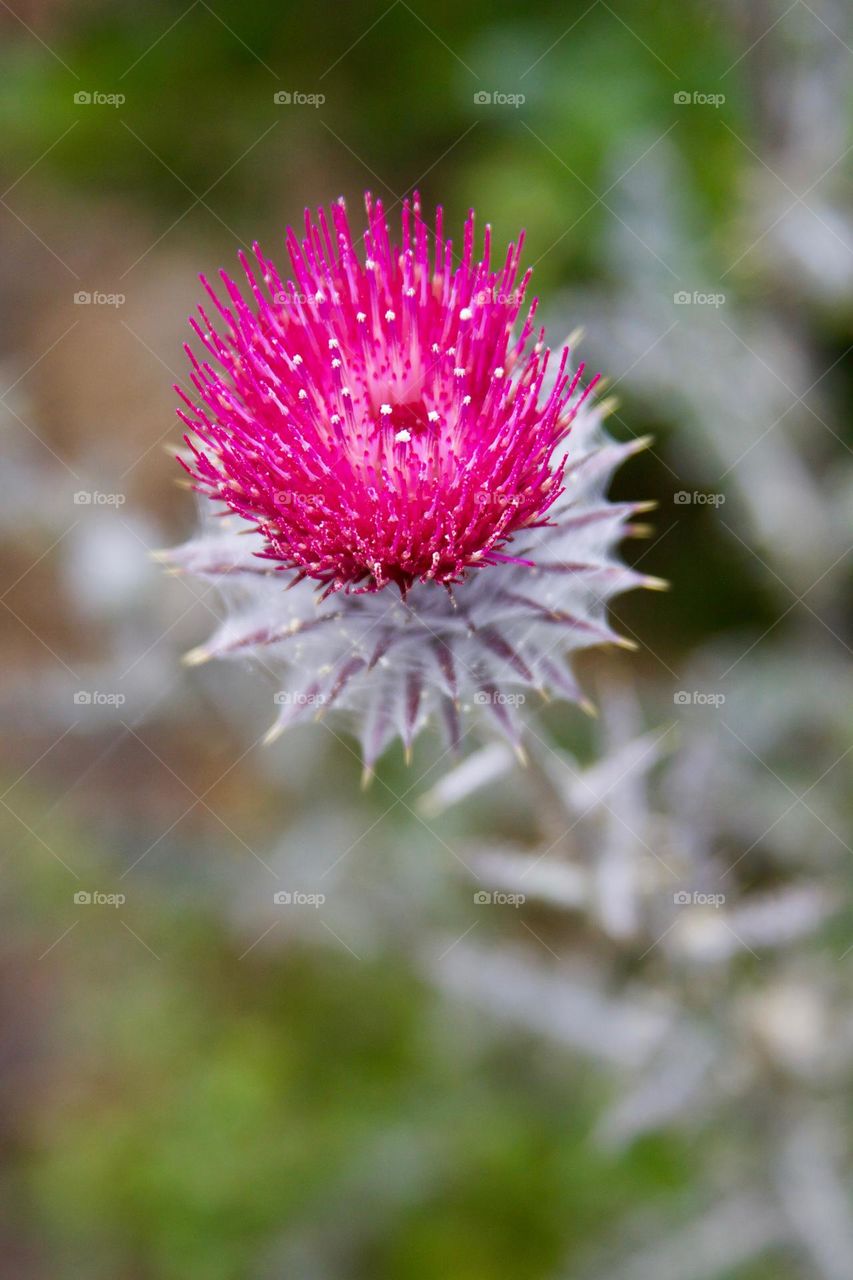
[169, 194, 659, 771]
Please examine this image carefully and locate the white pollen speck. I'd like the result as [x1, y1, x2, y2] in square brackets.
[405, 287, 416, 297]
[462, 395, 472, 405]
[459, 307, 472, 321]
[384, 309, 396, 322]
[330, 414, 341, 424]
[431, 343, 440, 354]
[292, 354, 303, 365]
[356, 311, 367, 323]
[331, 358, 341, 368]
[395, 429, 411, 443]
[494, 366, 505, 378]
[365, 258, 376, 270]
[380, 404, 392, 416]
[328, 338, 339, 349]
[298, 389, 308, 399]
[427, 410, 440, 422]
[454, 367, 465, 377]
[315, 291, 326, 304]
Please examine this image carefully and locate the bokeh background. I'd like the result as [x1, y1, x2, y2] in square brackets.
[1, 1, 851, 1277]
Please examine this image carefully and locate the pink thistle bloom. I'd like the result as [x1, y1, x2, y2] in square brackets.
[179, 193, 594, 597]
[169, 195, 659, 769]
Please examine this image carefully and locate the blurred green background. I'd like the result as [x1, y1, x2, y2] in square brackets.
[1, 1, 851, 1277]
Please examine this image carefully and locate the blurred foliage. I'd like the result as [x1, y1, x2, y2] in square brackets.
[6, 792, 692, 1280]
[0, 0, 740, 281]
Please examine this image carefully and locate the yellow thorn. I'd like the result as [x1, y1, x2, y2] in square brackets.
[598, 394, 620, 417]
[613, 636, 639, 652]
[643, 576, 671, 591]
[628, 434, 654, 454]
[404, 744, 413, 766]
[580, 697, 598, 718]
[182, 645, 211, 667]
[360, 765, 375, 791]
[627, 523, 654, 538]
[633, 499, 659, 513]
[566, 326, 584, 348]
[538, 686, 552, 704]
[514, 743, 528, 767]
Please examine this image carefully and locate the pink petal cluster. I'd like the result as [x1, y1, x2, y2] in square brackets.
[178, 194, 598, 596]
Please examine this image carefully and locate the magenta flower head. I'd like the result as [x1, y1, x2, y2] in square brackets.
[169, 193, 659, 771]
